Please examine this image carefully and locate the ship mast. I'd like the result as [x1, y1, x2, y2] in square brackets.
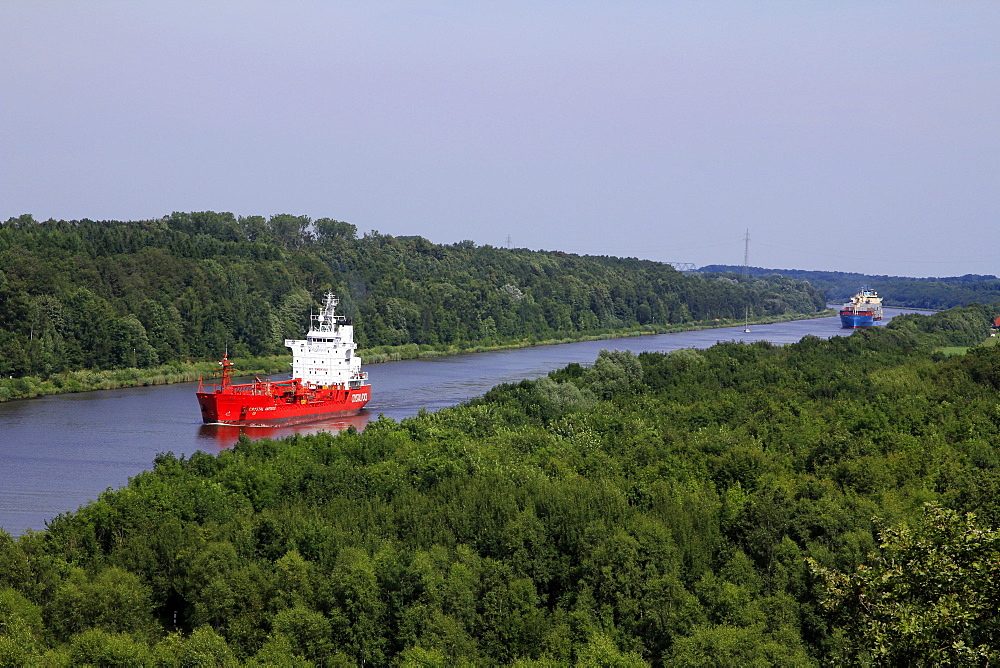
[743, 229, 751, 333]
[219, 352, 234, 389]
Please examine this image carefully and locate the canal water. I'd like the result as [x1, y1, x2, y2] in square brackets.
[0, 308, 926, 534]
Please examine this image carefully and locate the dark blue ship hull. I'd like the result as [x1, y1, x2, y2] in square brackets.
[840, 312, 879, 328]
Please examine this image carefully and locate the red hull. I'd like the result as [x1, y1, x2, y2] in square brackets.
[197, 376, 371, 426]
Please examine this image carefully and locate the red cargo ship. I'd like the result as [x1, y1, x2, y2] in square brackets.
[196, 293, 371, 426]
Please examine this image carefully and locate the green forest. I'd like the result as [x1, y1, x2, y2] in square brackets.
[701, 264, 1000, 309]
[0, 213, 826, 383]
[2, 304, 1000, 665]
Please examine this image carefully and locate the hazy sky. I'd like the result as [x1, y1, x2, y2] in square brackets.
[3, 2, 998, 277]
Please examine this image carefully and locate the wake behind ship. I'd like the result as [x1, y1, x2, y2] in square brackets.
[196, 293, 371, 425]
[840, 286, 883, 328]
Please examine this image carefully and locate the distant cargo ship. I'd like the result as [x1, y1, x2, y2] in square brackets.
[196, 293, 371, 425]
[839, 286, 883, 328]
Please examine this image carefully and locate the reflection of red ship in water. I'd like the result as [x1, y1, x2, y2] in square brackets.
[196, 293, 371, 426]
[197, 412, 370, 448]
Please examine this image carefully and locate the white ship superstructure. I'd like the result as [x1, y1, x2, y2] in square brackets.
[285, 293, 368, 388]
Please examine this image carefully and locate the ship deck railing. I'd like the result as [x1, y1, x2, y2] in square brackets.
[199, 378, 297, 394]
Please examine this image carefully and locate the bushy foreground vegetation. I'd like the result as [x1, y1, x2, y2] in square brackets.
[0, 212, 825, 383]
[2, 304, 1000, 664]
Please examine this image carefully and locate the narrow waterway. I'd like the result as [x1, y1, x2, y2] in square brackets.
[0, 309, 927, 534]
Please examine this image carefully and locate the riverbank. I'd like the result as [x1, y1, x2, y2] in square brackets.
[0, 309, 834, 402]
[360, 309, 835, 363]
[0, 356, 293, 403]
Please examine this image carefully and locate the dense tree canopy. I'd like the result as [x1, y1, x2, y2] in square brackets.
[811, 503, 1000, 665]
[2, 304, 1000, 664]
[0, 213, 826, 378]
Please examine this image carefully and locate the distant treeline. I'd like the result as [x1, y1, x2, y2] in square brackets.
[0, 213, 826, 379]
[2, 305, 1000, 664]
[700, 264, 1000, 309]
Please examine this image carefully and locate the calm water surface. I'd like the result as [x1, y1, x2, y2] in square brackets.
[0, 309, 927, 534]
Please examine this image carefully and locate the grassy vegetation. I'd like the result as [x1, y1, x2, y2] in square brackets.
[934, 331, 1000, 357]
[0, 356, 291, 402]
